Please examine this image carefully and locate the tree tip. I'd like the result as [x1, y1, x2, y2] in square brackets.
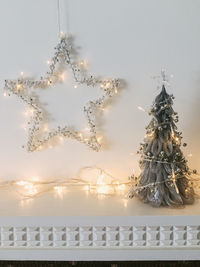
[161, 84, 167, 94]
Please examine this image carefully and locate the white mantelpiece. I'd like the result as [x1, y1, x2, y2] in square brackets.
[0, 189, 199, 261]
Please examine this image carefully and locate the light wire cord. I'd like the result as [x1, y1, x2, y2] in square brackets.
[57, 0, 70, 38]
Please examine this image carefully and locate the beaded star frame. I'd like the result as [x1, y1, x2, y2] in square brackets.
[4, 36, 120, 152]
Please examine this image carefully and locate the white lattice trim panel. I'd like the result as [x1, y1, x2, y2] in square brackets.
[0, 225, 199, 248]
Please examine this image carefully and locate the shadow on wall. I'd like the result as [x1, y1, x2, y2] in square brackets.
[187, 73, 200, 168]
[96, 78, 127, 150]
[69, 35, 128, 150]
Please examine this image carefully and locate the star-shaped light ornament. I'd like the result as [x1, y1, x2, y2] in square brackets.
[4, 36, 120, 152]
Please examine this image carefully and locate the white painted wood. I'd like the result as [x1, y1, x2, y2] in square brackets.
[0, 216, 199, 260]
[0, 192, 199, 260]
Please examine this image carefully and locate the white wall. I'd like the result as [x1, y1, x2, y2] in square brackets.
[0, 0, 199, 180]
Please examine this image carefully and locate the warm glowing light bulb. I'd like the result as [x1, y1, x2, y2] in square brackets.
[59, 73, 65, 81]
[175, 137, 180, 143]
[97, 186, 108, 194]
[83, 185, 90, 191]
[147, 132, 153, 137]
[138, 106, 145, 112]
[60, 31, 65, 38]
[118, 184, 126, 191]
[30, 108, 34, 114]
[96, 173, 111, 195]
[79, 60, 85, 66]
[21, 124, 27, 131]
[43, 125, 48, 132]
[74, 85, 78, 88]
[97, 136, 103, 143]
[17, 180, 37, 196]
[16, 180, 29, 186]
[20, 72, 24, 76]
[25, 183, 37, 196]
[47, 60, 51, 65]
[17, 84, 21, 90]
[23, 108, 34, 117]
[79, 59, 88, 68]
[54, 186, 65, 198]
[3, 92, 7, 97]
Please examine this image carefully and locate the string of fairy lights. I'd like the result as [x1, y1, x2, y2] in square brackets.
[128, 168, 200, 199]
[0, 164, 198, 204]
[0, 167, 130, 204]
[4, 35, 120, 152]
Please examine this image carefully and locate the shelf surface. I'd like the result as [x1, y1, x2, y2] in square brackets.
[0, 188, 199, 261]
[0, 188, 199, 217]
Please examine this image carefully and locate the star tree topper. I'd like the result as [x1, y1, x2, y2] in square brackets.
[4, 36, 120, 152]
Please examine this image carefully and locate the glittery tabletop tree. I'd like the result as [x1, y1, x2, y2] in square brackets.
[129, 77, 196, 207]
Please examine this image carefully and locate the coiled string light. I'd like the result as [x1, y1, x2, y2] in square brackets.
[0, 167, 130, 201]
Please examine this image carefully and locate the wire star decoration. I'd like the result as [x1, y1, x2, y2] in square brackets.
[4, 35, 120, 152]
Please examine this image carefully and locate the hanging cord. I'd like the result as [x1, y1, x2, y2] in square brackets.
[57, 0, 61, 37]
[57, 0, 70, 38]
[65, 0, 70, 35]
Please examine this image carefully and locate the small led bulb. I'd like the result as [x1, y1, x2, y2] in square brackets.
[97, 136, 102, 142]
[60, 31, 65, 38]
[43, 125, 48, 132]
[59, 73, 65, 81]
